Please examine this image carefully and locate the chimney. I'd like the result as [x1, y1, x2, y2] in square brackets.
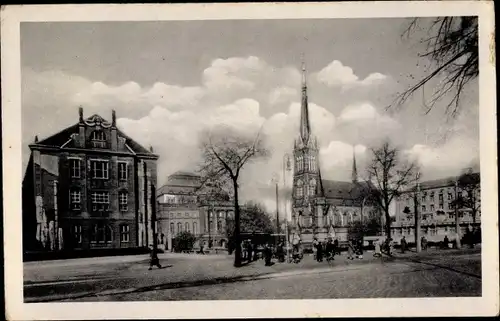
[149, 146, 154, 153]
[34, 135, 38, 143]
[78, 107, 85, 148]
[111, 110, 118, 151]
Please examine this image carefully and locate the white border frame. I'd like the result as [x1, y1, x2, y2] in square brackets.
[2, 1, 497, 319]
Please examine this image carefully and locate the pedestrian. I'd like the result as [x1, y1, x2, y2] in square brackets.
[316, 241, 324, 262]
[374, 239, 382, 257]
[276, 242, 285, 262]
[347, 240, 354, 260]
[247, 241, 253, 263]
[325, 239, 334, 260]
[199, 241, 205, 255]
[356, 239, 364, 259]
[400, 236, 407, 254]
[148, 246, 162, 270]
[333, 238, 340, 256]
[443, 235, 449, 249]
[264, 244, 273, 266]
[421, 236, 427, 251]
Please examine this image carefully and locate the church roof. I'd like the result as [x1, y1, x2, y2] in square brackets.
[321, 179, 373, 200]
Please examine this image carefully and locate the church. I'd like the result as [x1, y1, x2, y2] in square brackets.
[290, 63, 378, 248]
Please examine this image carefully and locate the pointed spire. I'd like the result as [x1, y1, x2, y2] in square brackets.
[78, 107, 84, 123]
[34, 135, 39, 143]
[352, 147, 358, 183]
[299, 56, 311, 145]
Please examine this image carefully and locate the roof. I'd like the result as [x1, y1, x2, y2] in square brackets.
[321, 179, 373, 200]
[32, 114, 155, 156]
[403, 172, 480, 193]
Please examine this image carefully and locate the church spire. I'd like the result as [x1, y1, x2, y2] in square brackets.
[299, 59, 311, 145]
[352, 147, 358, 183]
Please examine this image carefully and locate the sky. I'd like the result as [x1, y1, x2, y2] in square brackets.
[21, 18, 479, 214]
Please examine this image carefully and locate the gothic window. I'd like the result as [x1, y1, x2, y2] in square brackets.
[296, 179, 303, 198]
[310, 155, 316, 172]
[303, 156, 309, 171]
[177, 222, 182, 234]
[309, 178, 316, 196]
[185, 222, 190, 232]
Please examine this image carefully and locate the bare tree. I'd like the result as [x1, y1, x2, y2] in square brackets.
[366, 141, 418, 239]
[452, 170, 481, 224]
[198, 126, 269, 267]
[393, 17, 478, 116]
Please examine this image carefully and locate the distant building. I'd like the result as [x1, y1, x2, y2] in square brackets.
[156, 171, 234, 250]
[391, 173, 481, 243]
[290, 63, 379, 248]
[22, 108, 159, 254]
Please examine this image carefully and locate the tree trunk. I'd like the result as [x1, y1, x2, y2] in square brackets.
[384, 211, 392, 239]
[232, 179, 242, 267]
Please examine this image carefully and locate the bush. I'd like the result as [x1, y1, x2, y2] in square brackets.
[172, 231, 196, 253]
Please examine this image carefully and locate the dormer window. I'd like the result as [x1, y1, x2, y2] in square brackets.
[90, 130, 107, 148]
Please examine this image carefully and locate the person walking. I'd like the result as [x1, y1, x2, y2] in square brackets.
[148, 246, 162, 270]
[400, 236, 407, 254]
[443, 235, 449, 249]
[264, 243, 273, 266]
[247, 241, 253, 263]
[333, 238, 340, 256]
[347, 240, 354, 260]
[325, 239, 334, 260]
[316, 241, 324, 262]
[374, 239, 382, 257]
[421, 236, 427, 251]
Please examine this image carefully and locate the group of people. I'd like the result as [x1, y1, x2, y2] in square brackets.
[312, 238, 340, 262]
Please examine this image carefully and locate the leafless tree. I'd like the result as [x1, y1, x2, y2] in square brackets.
[393, 17, 478, 116]
[198, 126, 269, 267]
[452, 169, 481, 224]
[365, 141, 418, 239]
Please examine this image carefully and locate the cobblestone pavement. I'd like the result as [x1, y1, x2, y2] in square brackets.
[24, 248, 481, 302]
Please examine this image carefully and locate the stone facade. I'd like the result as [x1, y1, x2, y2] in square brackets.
[391, 174, 481, 243]
[157, 172, 234, 250]
[22, 108, 158, 253]
[290, 63, 379, 248]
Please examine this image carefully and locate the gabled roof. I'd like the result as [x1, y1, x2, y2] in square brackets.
[321, 179, 373, 200]
[32, 114, 155, 156]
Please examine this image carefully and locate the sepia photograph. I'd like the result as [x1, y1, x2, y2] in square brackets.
[2, 2, 497, 319]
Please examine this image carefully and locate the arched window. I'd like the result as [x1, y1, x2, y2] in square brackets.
[310, 155, 316, 171]
[170, 223, 174, 235]
[303, 156, 309, 171]
[185, 222, 190, 232]
[309, 178, 316, 196]
[193, 222, 197, 235]
[90, 130, 106, 148]
[296, 179, 303, 197]
[177, 222, 182, 234]
[297, 156, 303, 172]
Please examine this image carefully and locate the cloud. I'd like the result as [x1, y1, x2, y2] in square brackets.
[316, 60, 388, 89]
[320, 141, 367, 181]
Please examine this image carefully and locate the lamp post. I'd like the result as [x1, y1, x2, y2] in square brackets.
[283, 153, 292, 262]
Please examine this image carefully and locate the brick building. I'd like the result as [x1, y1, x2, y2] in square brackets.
[22, 108, 159, 254]
[156, 171, 234, 250]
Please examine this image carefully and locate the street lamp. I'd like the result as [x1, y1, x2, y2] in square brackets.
[283, 153, 292, 262]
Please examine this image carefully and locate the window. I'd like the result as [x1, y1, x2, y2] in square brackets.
[119, 192, 128, 211]
[91, 224, 113, 243]
[91, 191, 110, 212]
[185, 222, 190, 232]
[448, 193, 453, 200]
[422, 192, 427, 202]
[91, 160, 109, 179]
[430, 204, 435, 212]
[430, 192, 435, 202]
[422, 205, 426, 212]
[193, 222, 197, 235]
[70, 159, 81, 178]
[303, 156, 309, 171]
[310, 155, 316, 171]
[70, 189, 81, 210]
[439, 204, 444, 210]
[118, 162, 128, 180]
[296, 179, 303, 198]
[177, 222, 182, 234]
[170, 223, 174, 235]
[73, 225, 82, 245]
[309, 179, 316, 196]
[90, 130, 106, 148]
[120, 225, 130, 242]
[297, 156, 303, 172]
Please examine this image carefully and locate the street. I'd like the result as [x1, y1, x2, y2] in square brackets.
[24, 248, 481, 302]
